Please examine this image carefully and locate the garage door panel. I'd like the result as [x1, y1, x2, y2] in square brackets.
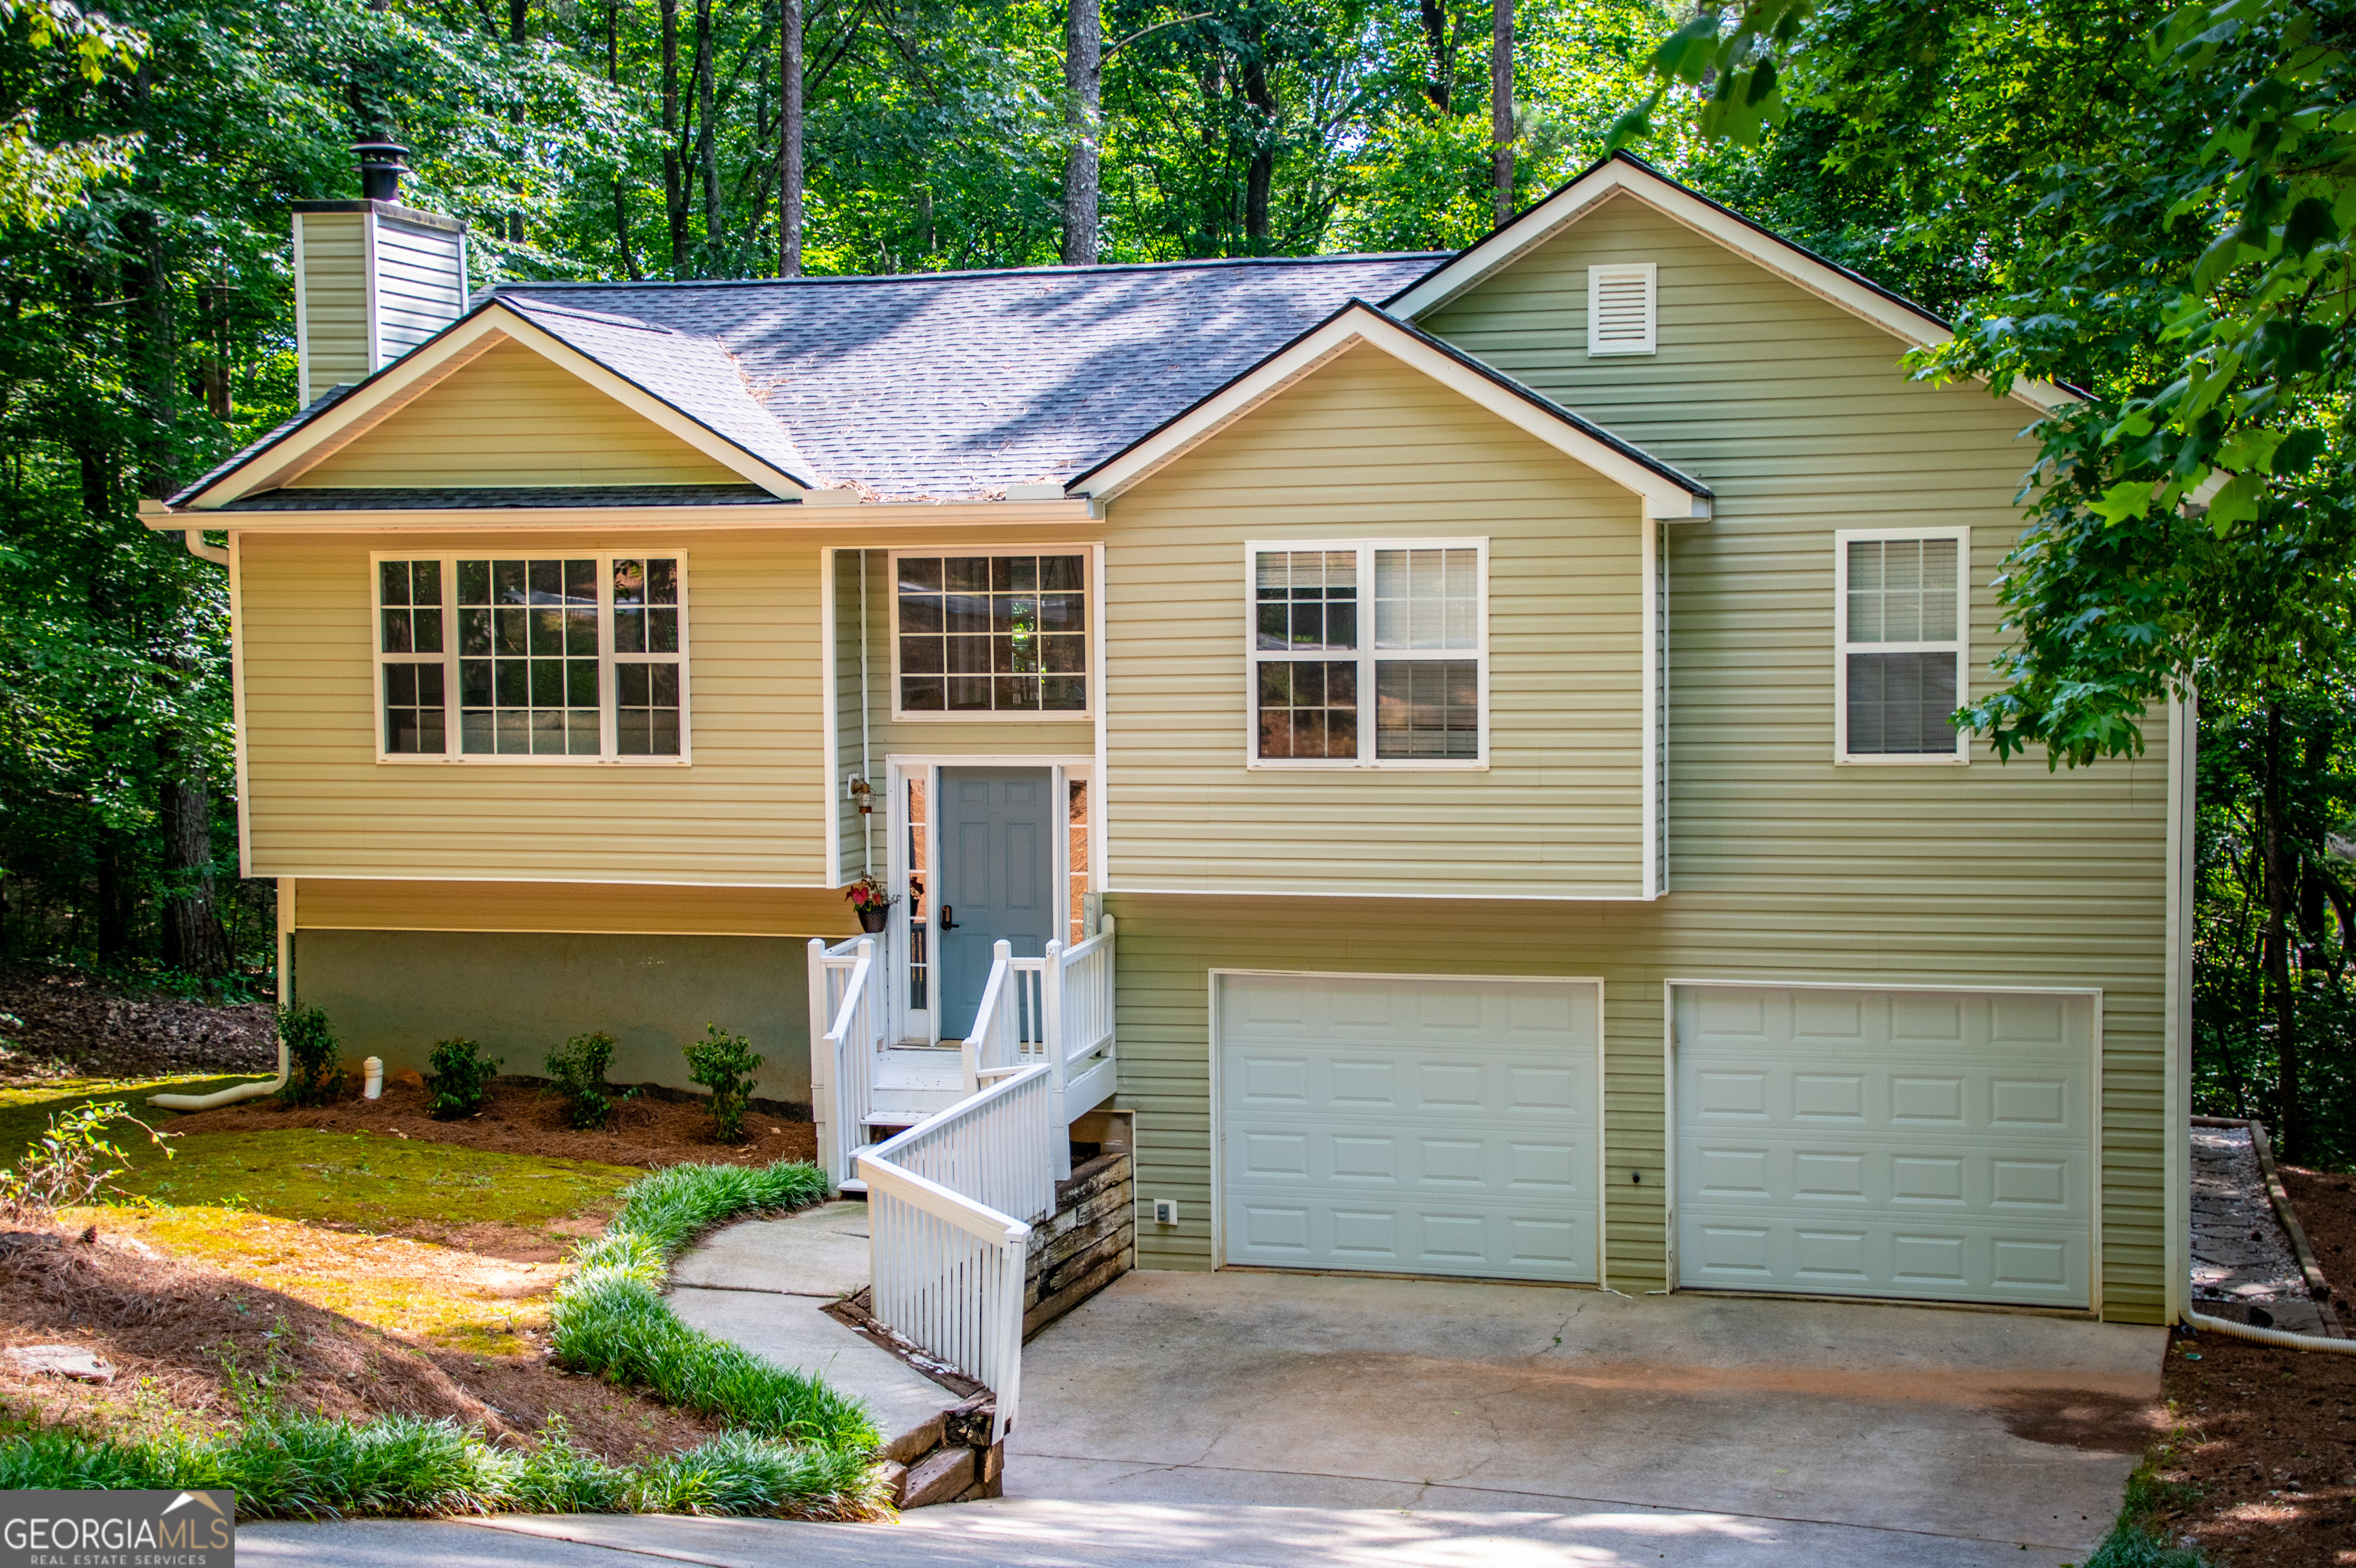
[1222, 974, 1598, 1283]
[1675, 984, 2093, 1308]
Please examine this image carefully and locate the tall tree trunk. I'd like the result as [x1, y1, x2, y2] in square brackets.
[2264, 699, 2302, 1157]
[663, 0, 686, 270]
[1061, 0, 1101, 265]
[607, 0, 640, 278]
[156, 731, 227, 977]
[509, 0, 530, 244]
[1489, 0, 1512, 226]
[778, 0, 803, 275]
[695, 0, 719, 248]
[1241, 57, 1275, 252]
[94, 837, 133, 966]
[1419, 0, 1450, 110]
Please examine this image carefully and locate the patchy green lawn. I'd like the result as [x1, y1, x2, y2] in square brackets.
[115, 1129, 637, 1231]
[0, 1075, 262, 1162]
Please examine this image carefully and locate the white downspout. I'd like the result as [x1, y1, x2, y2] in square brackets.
[150, 878, 292, 1111]
[183, 529, 230, 567]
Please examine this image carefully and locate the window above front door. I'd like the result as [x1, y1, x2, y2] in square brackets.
[891, 551, 1091, 718]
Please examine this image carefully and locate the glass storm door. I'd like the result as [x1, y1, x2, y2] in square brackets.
[937, 766, 1055, 1040]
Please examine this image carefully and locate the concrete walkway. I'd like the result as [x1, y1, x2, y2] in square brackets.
[246, 1267, 2167, 1567]
[667, 1201, 956, 1447]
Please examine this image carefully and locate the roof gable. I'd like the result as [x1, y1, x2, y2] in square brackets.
[176, 302, 815, 508]
[288, 337, 747, 491]
[1384, 153, 2071, 414]
[1070, 301, 1711, 520]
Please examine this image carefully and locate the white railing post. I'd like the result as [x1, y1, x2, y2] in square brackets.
[806, 938, 837, 1186]
[1042, 938, 1069, 1180]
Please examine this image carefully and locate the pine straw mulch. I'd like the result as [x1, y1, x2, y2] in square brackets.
[2137, 1164, 2356, 1566]
[0, 1219, 719, 1465]
[0, 971, 275, 1084]
[163, 1076, 819, 1174]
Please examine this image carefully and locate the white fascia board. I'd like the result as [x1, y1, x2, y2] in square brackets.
[1074, 304, 1710, 521]
[143, 498, 1104, 533]
[182, 305, 811, 508]
[1387, 159, 2075, 416]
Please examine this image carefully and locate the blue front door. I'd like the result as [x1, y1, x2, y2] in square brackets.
[938, 766, 1055, 1040]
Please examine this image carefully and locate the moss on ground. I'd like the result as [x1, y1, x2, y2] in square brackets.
[0, 1076, 263, 1162]
[114, 1129, 637, 1231]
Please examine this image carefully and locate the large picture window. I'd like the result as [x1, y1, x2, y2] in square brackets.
[373, 552, 688, 762]
[1249, 540, 1486, 768]
[893, 552, 1089, 716]
[1834, 529, 1966, 763]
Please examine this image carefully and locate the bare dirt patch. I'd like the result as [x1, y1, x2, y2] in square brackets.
[2139, 1162, 2356, 1566]
[0, 971, 274, 1083]
[0, 1219, 717, 1465]
[165, 1076, 818, 1171]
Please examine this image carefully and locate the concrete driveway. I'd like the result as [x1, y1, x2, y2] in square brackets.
[245, 1271, 2165, 1568]
[1005, 1270, 2165, 1561]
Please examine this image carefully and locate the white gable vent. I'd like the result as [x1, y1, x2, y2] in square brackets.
[1587, 263, 1657, 357]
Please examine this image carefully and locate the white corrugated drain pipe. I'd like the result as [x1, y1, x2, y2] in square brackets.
[149, 879, 292, 1112]
[2184, 1308, 2356, 1356]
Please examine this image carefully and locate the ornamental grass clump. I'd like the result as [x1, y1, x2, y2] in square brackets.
[424, 1037, 501, 1119]
[548, 1159, 874, 1451]
[682, 1024, 763, 1143]
[0, 1416, 890, 1521]
[545, 1031, 618, 1130]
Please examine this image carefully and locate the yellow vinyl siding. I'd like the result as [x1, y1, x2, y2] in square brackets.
[296, 212, 370, 403]
[237, 530, 825, 884]
[1104, 195, 2172, 1322]
[1102, 344, 1648, 899]
[291, 337, 744, 488]
[296, 879, 854, 938]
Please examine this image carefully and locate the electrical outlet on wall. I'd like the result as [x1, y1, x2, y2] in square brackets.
[1151, 1198, 1179, 1225]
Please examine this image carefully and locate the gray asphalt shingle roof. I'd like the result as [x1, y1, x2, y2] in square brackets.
[493, 255, 1443, 499]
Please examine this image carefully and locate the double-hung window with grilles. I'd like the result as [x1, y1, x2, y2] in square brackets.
[1249, 540, 1487, 767]
[373, 552, 688, 761]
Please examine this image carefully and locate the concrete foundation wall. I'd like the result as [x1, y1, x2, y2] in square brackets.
[295, 928, 815, 1109]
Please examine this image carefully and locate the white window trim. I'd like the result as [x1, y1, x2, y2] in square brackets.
[369, 548, 693, 766]
[1831, 525, 1968, 767]
[1587, 262, 1658, 357]
[1243, 537, 1491, 771]
[886, 545, 1097, 723]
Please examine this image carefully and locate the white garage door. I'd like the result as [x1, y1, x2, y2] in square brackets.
[1674, 984, 2095, 1308]
[1218, 972, 1600, 1283]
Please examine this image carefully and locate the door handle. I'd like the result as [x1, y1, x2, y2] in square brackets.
[941, 906, 959, 930]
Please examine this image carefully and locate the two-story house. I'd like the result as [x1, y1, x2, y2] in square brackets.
[150, 149, 2190, 1327]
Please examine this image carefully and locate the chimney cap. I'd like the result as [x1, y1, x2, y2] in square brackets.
[353, 140, 410, 203]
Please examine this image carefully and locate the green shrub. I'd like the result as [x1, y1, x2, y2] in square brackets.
[424, 1037, 502, 1120]
[545, 1031, 618, 1130]
[275, 1005, 342, 1108]
[683, 1024, 764, 1143]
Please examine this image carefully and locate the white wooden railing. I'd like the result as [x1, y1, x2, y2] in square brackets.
[959, 918, 1117, 1180]
[857, 1063, 1055, 1445]
[807, 934, 883, 1189]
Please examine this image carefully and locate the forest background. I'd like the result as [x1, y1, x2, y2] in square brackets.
[0, 0, 2351, 1156]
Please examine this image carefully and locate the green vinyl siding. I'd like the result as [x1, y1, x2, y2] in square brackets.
[1102, 343, 1650, 898]
[1100, 191, 2172, 1323]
